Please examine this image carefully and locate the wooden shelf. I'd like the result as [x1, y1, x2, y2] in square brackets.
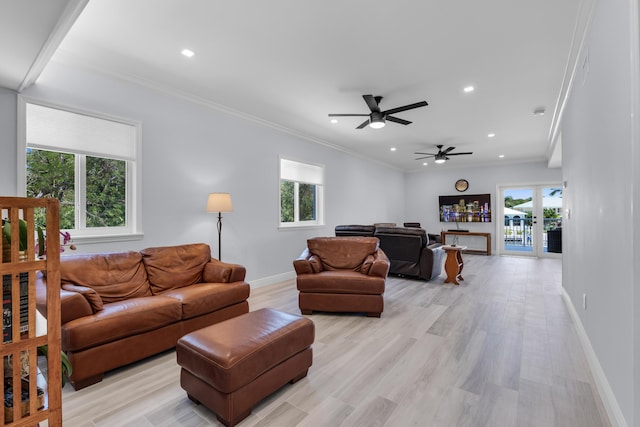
[1, 197, 62, 426]
[440, 231, 492, 256]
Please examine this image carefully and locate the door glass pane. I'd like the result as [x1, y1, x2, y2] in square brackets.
[504, 188, 533, 253]
[542, 187, 563, 253]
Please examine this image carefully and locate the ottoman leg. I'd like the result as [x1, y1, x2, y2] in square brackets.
[218, 410, 251, 427]
[187, 394, 200, 405]
[289, 369, 308, 384]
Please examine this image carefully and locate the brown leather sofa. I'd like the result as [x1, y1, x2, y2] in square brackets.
[36, 243, 250, 390]
[293, 237, 390, 317]
[373, 226, 445, 281]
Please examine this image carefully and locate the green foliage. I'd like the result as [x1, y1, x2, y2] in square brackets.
[26, 149, 127, 230]
[280, 180, 316, 223]
[299, 184, 316, 221]
[1, 218, 28, 251]
[280, 180, 294, 222]
[504, 196, 532, 208]
[543, 208, 559, 219]
[86, 156, 126, 227]
[26, 149, 75, 229]
[38, 345, 72, 387]
[548, 187, 562, 197]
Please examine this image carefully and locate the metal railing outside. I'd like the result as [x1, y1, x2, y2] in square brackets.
[503, 218, 561, 249]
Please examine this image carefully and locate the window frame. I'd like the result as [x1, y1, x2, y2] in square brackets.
[278, 156, 324, 229]
[17, 96, 143, 243]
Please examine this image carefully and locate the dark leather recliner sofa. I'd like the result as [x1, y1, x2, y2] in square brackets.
[335, 224, 444, 280]
[373, 226, 444, 281]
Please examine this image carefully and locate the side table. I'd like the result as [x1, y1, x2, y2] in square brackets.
[442, 245, 466, 285]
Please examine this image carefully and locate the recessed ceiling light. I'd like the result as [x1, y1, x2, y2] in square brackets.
[390, 147, 397, 152]
[488, 133, 495, 138]
[181, 49, 195, 58]
[423, 162, 428, 166]
[499, 154, 505, 158]
[463, 86, 475, 93]
[330, 118, 338, 124]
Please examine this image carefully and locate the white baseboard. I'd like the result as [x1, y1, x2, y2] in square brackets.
[561, 288, 628, 427]
[247, 270, 296, 289]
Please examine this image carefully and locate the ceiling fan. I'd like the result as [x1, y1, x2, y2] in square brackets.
[329, 94, 428, 129]
[414, 145, 473, 164]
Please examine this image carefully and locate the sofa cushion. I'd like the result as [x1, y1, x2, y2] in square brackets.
[307, 237, 379, 271]
[141, 243, 211, 294]
[60, 252, 152, 303]
[61, 296, 182, 352]
[160, 282, 251, 320]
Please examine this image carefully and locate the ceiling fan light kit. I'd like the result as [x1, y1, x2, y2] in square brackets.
[369, 112, 385, 128]
[415, 145, 473, 164]
[329, 94, 428, 130]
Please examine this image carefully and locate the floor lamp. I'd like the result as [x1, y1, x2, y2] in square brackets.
[206, 193, 233, 260]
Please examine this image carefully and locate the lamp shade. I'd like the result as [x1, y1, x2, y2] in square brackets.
[206, 193, 233, 213]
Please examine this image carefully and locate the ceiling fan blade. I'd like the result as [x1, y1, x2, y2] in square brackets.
[445, 152, 473, 156]
[363, 95, 380, 113]
[442, 146, 456, 154]
[328, 113, 370, 117]
[356, 119, 370, 129]
[414, 152, 437, 155]
[414, 155, 435, 160]
[382, 100, 428, 116]
[386, 116, 412, 125]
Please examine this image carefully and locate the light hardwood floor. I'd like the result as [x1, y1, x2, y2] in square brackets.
[58, 255, 610, 427]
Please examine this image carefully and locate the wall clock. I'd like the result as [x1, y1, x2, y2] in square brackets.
[455, 179, 469, 192]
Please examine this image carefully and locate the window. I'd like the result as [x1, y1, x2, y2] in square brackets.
[279, 157, 324, 227]
[20, 99, 142, 241]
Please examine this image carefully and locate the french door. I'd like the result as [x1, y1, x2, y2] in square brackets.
[498, 184, 563, 257]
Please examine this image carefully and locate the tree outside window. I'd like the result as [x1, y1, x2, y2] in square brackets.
[279, 158, 323, 227]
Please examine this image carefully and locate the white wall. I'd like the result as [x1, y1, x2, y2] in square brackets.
[0, 88, 17, 196]
[560, 0, 638, 425]
[404, 161, 562, 251]
[7, 60, 405, 284]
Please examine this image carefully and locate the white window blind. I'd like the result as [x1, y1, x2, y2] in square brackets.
[26, 103, 136, 160]
[280, 158, 323, 184]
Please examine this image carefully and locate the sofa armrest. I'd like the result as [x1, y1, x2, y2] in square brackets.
[419, 246, 445, 280]
[365, 249, 390, 278]
[203, 259, 247, 283]
[61, 284, 104, 312]
[36, 273, 94, 324]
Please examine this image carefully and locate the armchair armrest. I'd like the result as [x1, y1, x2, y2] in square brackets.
[203, 259, 247, 283]
[293, 248, 313, 275]
[362, 249, 390, 278]
[293, 248, 324, 275]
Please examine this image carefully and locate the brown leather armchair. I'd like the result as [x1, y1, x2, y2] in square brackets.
[293, 237, 390, 317]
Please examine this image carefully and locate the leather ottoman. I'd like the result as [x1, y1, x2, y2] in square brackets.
[176, 308, 314, 426]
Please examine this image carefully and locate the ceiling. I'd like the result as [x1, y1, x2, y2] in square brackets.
[2, 0, 586, 171]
